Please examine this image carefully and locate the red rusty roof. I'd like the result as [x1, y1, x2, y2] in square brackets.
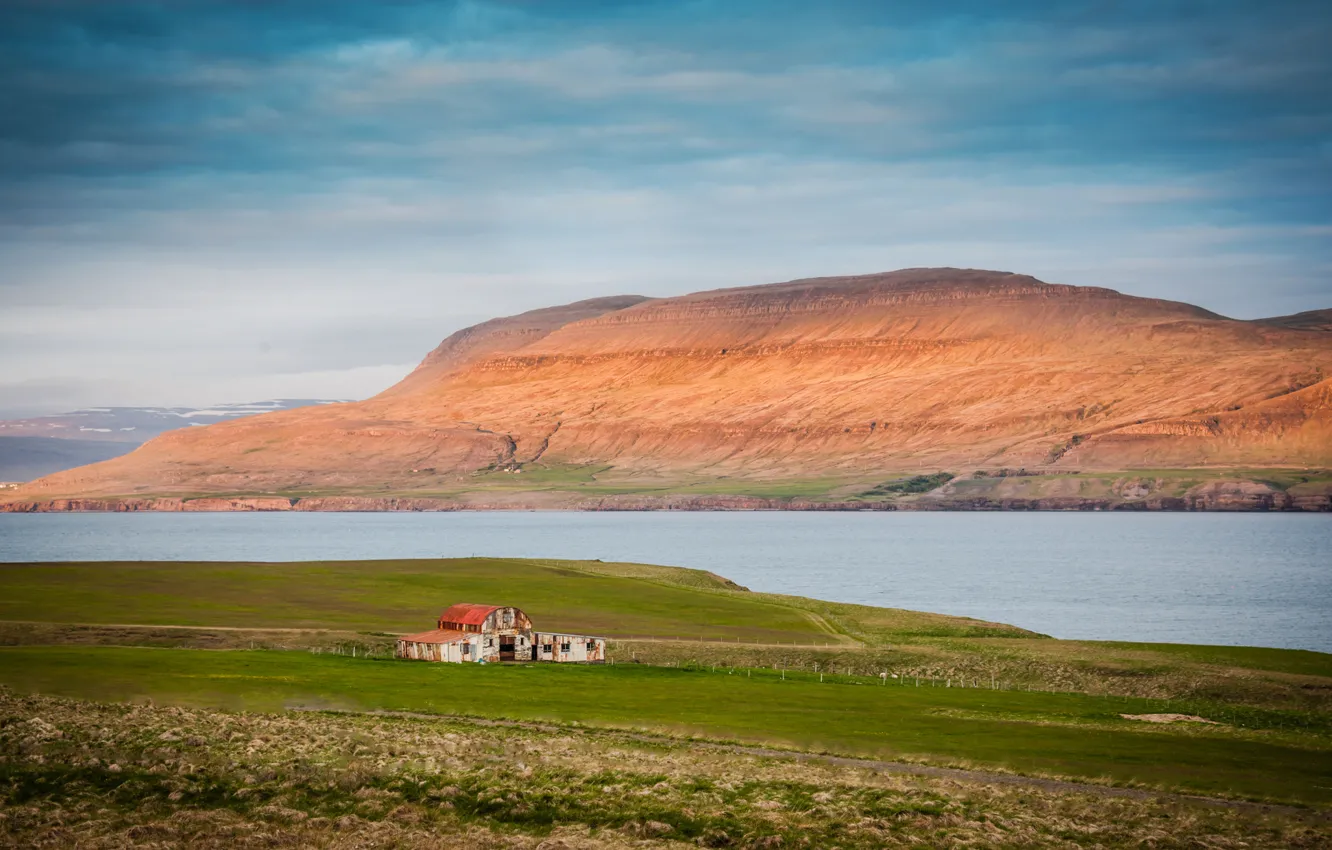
[398, 629, 469, 645]
[438, 603, 501, 627]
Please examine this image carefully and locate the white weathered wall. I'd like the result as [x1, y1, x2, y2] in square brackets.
[397, 636, 484, 663]
[534, 632, 606, 663]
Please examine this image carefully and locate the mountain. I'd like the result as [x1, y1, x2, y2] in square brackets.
[1253, 308, 1332, 333]
[7, 269, 1331, 508]
[0, 400, 348, 482]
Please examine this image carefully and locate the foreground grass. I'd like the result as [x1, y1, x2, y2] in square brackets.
[7, 690, 1326, 850]
[3, 557, 1330, 843]
[1, 647, 1330, 807]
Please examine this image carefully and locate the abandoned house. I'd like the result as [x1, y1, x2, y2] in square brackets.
[395, 603, 606, 664]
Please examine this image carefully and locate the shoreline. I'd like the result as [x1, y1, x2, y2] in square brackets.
[4, 490, 1330, 513]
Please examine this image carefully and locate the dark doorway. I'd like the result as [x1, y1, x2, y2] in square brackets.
[499, 639, 516, 662]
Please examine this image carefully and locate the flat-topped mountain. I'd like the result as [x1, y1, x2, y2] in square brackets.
[9, 269, 1332, 507]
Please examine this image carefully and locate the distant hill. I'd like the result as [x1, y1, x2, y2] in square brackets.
[1253, 308, 1332, 333]
[7, 268, 1331, 504]
[0, 400, 348, 482]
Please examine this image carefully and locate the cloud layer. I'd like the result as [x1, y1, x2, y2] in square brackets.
[2, 1, 1330, 415]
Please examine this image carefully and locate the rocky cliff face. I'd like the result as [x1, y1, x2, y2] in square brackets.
[9, 268, 1332, 505]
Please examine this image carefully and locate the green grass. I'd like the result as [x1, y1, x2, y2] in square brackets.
[455, 466, 1332, 502]
[1120, 467, 1332, 482]
[10, 690, 1320, 849]
[61, 465, 1332, 508]
[468, 462, 615, 488]
[2, 557, 1331, 818]
[473, 466, 863, 500]
[959, 636, 1332, 679]
[661, 475, 859, 499]
[0, 558, 844, 642]
[3, 551, 1330, 816]
[1092, 642, 1332, 678]
[6, 557, 1332, 712]
[1, 646, 1329, 806]
[861, 473, 956, 497]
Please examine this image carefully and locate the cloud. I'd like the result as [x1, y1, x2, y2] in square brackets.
[0, 0, 1329, 414]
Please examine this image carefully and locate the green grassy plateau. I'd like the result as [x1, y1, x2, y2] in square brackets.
[0, 558, 842, 643]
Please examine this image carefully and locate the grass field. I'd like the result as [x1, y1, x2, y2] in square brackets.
[9, 691, 1326, 850]
[1, 554, 1330, 841]
[0, 558, 1028, 643]
[2, 646, 1330, 807]
[0, 558, 842, 642]
[2, 557, 1330, 712]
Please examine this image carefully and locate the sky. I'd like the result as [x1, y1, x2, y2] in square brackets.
[1, 1, 1330, 417]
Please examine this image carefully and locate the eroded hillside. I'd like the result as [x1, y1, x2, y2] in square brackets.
[8, 268, 1331, 506]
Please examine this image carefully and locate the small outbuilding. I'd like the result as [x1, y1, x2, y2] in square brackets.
[395, 603, 606, 664]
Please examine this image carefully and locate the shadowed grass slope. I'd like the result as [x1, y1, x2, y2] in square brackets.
[0, 558, 1025, 643]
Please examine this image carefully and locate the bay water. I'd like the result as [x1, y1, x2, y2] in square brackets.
[1, 512, 1327, 651]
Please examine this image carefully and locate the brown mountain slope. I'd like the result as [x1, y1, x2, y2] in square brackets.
[384, 294, 653, 398]
[12, 268, 1332, 502]
[1253, 308, 1332, 333]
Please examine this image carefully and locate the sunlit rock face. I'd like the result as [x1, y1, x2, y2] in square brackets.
[13, 268, 1332, 501]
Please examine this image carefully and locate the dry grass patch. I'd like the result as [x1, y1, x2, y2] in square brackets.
[1123, 714, 1220, 725]
[2, 689, 1328, 849]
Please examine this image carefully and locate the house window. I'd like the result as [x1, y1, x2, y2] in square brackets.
[587, 641, 596, 651]
[560, 642, 571, 653]
[542, 644, 552, 653]
[461, 643, 469, 654]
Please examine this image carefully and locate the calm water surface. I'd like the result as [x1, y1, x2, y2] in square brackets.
[1, 512, 1328, 651]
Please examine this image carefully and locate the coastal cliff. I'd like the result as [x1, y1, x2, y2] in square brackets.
[4, 477, 1328, 512]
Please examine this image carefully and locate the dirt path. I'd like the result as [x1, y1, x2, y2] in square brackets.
[296, 707, 1328, 822]
[795, 609, 857, 643]
[612, 636, 855, 648]
[0, 620, 355, 634]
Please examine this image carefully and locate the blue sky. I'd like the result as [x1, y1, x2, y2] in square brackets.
[1, 1, 1330, 415]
